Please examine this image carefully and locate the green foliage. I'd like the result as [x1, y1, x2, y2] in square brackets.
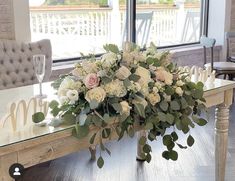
[32, 42, 207, 169]
[32, 112, 45, 123]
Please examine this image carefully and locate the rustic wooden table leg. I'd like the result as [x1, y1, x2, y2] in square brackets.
[89, 146, 96, 160]
[136, 130, 147, 161]
[215, 104, 230, 181]
[0, 152, 18, 181]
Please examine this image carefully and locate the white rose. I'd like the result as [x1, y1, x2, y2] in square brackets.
[135, 66, 152, 83]
[175, 87, 183, 96]
[66, 90, 79, 104]
[85, 87, 106, 104]
[58, 78, 82, 99]
[59, 96, 69, 105]
[176, 80, 184, 87]
[147, 93, 161, 106]
[120, 101, 131, 116]
[101, 52, 118, 68]
[135, 66, 152, 96]
[115, 66, 131, 80]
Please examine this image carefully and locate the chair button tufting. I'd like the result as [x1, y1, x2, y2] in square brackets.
[28, 57, 31, 62]
[3, 82, 7, 87]
[24, 68, 28, 73]
[16, 69, 19, 73]
[12, 49, 15, 52]
[10, 59, 13, 63]
[19, 59, 22, 63]
[0, 60, 3, 64]
[6, 71, 10, 75]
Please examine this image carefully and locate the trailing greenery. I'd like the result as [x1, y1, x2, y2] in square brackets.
[33, 42, 207, 168]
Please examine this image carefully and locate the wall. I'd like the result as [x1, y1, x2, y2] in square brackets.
[0, 0, 31, 42]
[0, 0, 14, 39]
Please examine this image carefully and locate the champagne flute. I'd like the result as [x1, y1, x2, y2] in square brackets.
[33, 54, 47, 98]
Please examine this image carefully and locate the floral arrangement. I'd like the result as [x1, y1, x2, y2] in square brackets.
[33, 42, 207, 168]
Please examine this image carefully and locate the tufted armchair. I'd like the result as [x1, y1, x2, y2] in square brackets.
[0, 39, 52, 90]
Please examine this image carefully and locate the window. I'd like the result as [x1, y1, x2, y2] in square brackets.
[30, 0, 126, 60]
[136, 0, 204, 47]
[29, 0, 208, 61]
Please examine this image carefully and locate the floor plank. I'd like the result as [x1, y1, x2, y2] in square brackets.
[19, 104, 235, 181]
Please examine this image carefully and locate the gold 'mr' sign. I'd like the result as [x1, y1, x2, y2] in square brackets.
[1, 97, 49, 131]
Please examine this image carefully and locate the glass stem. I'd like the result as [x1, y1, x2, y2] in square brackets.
[39, 82, 42, 96]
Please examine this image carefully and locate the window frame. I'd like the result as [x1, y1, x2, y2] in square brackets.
[51, 0, 209, 63]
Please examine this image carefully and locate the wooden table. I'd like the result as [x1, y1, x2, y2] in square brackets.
[0, 79, 235, 181]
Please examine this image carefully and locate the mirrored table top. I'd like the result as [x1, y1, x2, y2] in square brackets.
[0, 82, 73, 148]
[0, 79, 235, 148]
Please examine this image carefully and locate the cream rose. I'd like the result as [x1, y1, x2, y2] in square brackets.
[120, 101, 131, 115]
[115, 66, 131, 80]
[84, 73, 100, 89]
[104, 79, 127, 97]
[71, 68, 85, 79]
[85, 87, 106, 104]
[147, 93, 161, 106]
[175, 87, 183, 96]
[176, 80, 184, 87]
[155, 67, 173, 85]
[82, 61, 98, 74]
[122, 52, 134, 67]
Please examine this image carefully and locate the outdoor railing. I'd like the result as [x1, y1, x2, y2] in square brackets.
[29, 5, 200, 59]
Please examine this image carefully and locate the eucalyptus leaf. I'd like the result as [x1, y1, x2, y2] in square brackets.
[146, 153, 152, 163]
[170, 101, 180, 111]
[129, 74, 141, 82]
[166, 113, 174, 124]
[90, 100, 99, 109]
[160, 101, 168, 112]
[187, 135, 195, 147]
[163, 135, 172, 146]
[73, 124, 89, 139]
[97, 156, 104, 168]
[171, 132, 178, 141]
[134, 103, 146, 118]
[169, 150, 178, 161]
[49, 100, 59, 109]
[32, 112, 45, 123]
[63, 112, 76, 125]
[162, 151, 170, 160]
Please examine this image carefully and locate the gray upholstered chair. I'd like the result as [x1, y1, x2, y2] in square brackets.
[226, 32, 235, 62]
[0, 39, 52, 90]
[201, 36, 235, 80]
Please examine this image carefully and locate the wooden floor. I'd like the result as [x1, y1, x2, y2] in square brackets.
[19, 105, 235, 181]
